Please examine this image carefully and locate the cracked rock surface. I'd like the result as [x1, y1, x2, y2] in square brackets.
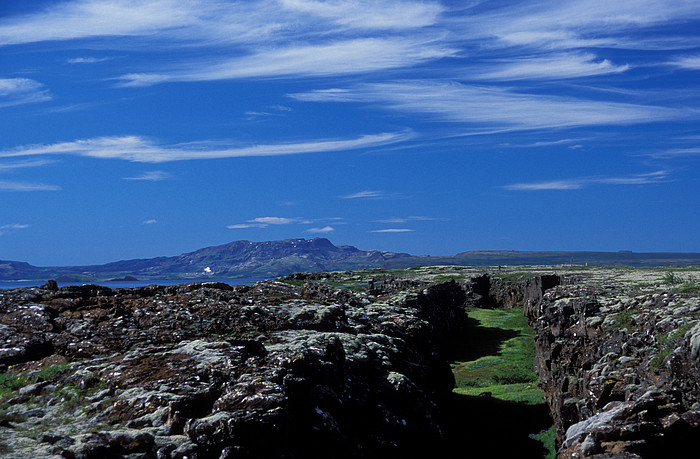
[0, 278, 466, 458]
[523, 268, 700, 458]
[4, 265, 700, 458]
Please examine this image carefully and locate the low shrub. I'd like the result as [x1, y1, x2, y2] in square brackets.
[662, 271, 685, 285]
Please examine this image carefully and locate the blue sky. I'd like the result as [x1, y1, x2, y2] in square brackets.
[1, 0, 699, 266]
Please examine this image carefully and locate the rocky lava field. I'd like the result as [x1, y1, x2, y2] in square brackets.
[1, 266, 700, 458]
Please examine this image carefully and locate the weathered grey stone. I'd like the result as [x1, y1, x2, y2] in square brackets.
[563, 402, 633, 448]
[0, 275, 469, 458]
[688, 323, 700, 360]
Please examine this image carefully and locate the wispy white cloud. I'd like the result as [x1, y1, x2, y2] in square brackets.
[343, 190, 385, 199]
[306, 225, 335, 233]
[227, 216, 306, 229]
[0, 223, 29, 230]
[124, 170, 171, 181]
[291, 81, 683, 132]
[250, 217, 300, 225]
[474, 53, 629, 81]
[0, 132, 411, 163]
[596, 171, 669, 185]
[2, 0, 699, 94]
[117, 38, 456, 86]
[5, 0, 693, 53]
[0, 1, 452, 85]
[407, 215, 448, 221]
[117, 74, 172, 87]
[0, 0, 444, 48]
[370, 228, 415, 233]
[227, 216, 342, 230]
[66, 56, 111, 64]
[0, 159, 55, 171]
[0, 0, 202, 46]
[0, 180, 60, 191]
[651, 147, 700, 159]
[293, 88, 355, 102]
[522, 138, 590, 148]
[510, 0, 700, 31]
[504, 170, 669, 191]
[227, 223, 266, 229]
[269, 104, 292, 112]
[0, 223, 30, 237]
[279, 0, 443, 29]
[504, 180, 584, 191]
[245, 104, 294, 119]
[374, 216, 447, 223]
[464, 0, 700, 51]
[0, 78, 51, 107]
[341, 190, 405, 200]
[38, 102, 99, 115]
[374, 217, 407, 223]
[670, 55, 700, 70]
[142, 219, 157, 225]
[0, 78, 41, 96]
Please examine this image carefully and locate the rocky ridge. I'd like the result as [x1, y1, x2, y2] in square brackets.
[0, 275, 467, 458]
[521, 268, 700, 458]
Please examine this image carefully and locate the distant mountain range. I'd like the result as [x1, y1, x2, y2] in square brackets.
[2, 238, 700, 282]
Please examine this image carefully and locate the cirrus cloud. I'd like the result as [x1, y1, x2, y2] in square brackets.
[0, 180, 60, 192]
[0, 78, 51, 107]
[67, 56, 111, 64]
[116, 38, 456, 86]
[227, 216, 306, 229]
[504, 170, 670, 191]
[0, 223, 30, 237]
[306, 226, 335, 233]
[290, 81, 683, 132]
[0, 223, 29, 230]
[124, 170, 171, 181]
[251, 217, 299, 225]
[670, 55, 700, 70]
[370, 228, 415, 233]
[341, 190, 405, 200]
[0, 131, 411, 163]
[473, 52, 630, 81]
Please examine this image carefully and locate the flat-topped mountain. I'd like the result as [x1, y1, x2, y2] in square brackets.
[2, 238, 700, 282]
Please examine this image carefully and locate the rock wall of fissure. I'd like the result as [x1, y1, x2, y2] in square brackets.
[522, 275, 700, 458]
[466, 273, 563, 309]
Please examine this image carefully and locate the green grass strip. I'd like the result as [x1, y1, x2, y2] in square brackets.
[452, 307, 539, 397]
[452, 307, 555, 457]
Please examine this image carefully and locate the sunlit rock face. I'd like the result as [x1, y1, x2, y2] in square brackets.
[0, 277, 466, 458]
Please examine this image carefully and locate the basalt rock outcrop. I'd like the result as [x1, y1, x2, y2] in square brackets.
[523, 270, 700, 458]
[0, 277, 467, 458]
[5, 266, 700, 458]
[469, 273, 563, 309]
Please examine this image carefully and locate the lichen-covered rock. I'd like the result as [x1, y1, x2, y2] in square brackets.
[0, 278, 467, 458]
[522, 269, 700, 458]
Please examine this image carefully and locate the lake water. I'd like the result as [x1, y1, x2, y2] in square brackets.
[0, 277, 269, 290]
